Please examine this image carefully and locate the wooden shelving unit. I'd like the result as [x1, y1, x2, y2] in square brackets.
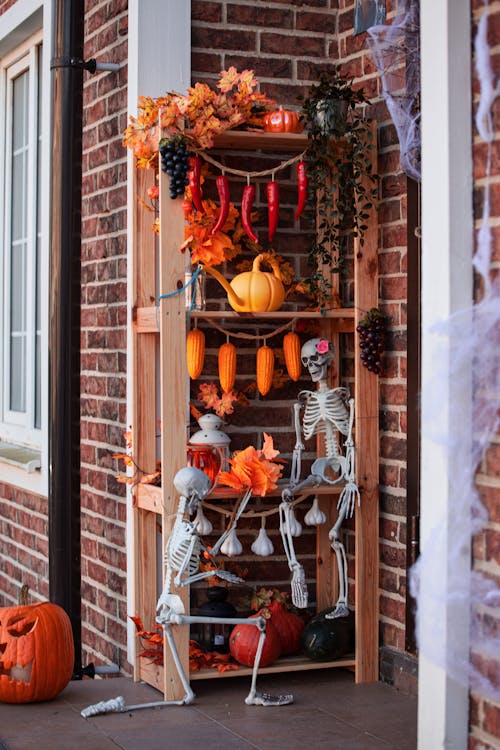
[130, 126, 379, 700]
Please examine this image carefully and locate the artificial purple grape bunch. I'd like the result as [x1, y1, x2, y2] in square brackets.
[356, 308, 389, 375]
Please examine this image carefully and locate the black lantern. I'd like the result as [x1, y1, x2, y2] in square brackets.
[194, 586, 237, 653]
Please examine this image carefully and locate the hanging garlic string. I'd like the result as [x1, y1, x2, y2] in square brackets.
[304, 495, 327, 526]
[251, 516, 274, 557]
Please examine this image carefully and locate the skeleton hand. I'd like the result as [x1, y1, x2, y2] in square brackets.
[337, 482, 360, 519]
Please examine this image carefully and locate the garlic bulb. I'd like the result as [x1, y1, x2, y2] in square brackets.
[288, 507, 302, 537]
[193, 505, 213, 536]
[251, 520, 274, 557]
[304, 496, 326, 526]
[220, 527, 243, 557]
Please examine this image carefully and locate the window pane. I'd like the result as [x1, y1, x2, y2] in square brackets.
[12, 72, 27, 151]
[10, 241, 26, 330]
[35, 44, 42, 430]
[10, 334, 26, 412]
[11, 152, 25, 240]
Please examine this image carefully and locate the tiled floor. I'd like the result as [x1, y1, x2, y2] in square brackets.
[0, 669, 417, 750]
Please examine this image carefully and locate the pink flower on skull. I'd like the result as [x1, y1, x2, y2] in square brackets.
[316, 339, 330, 355]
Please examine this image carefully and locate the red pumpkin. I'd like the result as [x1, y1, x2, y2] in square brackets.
[0, 589, 74, 703]
[229, 610, 282, 667]
[262, 106, 303, 134]
[267, 600, 305, 656]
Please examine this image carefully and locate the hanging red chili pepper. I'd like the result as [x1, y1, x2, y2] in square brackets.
[295, 161, 308, 220]
[267, 180, 279, 243]
[188, 156, 204, 213]
[241, 184, 258, 243]
[211, 175, 230, 234]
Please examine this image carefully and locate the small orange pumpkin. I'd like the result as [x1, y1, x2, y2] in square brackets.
[0, 586, 75, 703]
[262, 106, 303, 134]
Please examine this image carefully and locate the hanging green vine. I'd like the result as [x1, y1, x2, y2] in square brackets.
[299, 68, 379, 308]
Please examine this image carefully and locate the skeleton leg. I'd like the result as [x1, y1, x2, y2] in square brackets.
[327, 508, 350, 618]
[337, 399, 360, 519]
[279, 498, 308, 608]
[169, 613, 293, 706]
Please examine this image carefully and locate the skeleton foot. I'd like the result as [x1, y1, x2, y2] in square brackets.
[245, 691, 294, 706]
[325, 603, 350, 619]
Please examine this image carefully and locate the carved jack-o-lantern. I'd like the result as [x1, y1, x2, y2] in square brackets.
[0, 588, 74, 703]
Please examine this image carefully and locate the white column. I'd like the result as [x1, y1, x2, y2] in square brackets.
[126, 0, 191, 664]
[418, 1, 473, 748]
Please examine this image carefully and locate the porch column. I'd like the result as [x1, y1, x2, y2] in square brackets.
[418, 0, 473, 748]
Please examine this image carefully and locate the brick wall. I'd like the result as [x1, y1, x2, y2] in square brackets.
[80, 0, 129, 669]
[0, 484, 49, 605]
[469, 2, 500, 747]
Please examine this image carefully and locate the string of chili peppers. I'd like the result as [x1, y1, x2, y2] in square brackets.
[193, 150, 309, 244]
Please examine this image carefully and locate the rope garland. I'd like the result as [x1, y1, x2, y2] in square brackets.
[202, 493, 309, 519]
[198, 316, 295, 342]
[197, 148, 307, 180]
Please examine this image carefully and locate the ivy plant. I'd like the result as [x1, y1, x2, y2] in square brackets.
[299, 68, 379, 309]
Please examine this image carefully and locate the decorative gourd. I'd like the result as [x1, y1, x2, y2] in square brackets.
[267, 600, 304, 656]
[229, 610, 282, 667]
[256, 345, 274, 396]
[218, 341, 237, 393]
[204, 254, 285, 313]
[186, 328, 205, 380]
[301, 608, 355, 661]
[262, 106, 303, 133]
[283, 331, 301, 381]
[0, 585, 75, 703]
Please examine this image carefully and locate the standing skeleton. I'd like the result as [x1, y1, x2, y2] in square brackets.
[280, 338, 360, 613]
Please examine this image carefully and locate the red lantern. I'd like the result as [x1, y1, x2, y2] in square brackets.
[186, 444, 221, 488]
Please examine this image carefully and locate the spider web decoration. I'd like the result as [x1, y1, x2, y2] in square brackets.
[367, 0, 421, 181]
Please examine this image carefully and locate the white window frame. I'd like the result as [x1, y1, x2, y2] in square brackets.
[0, 0, 52, 495]
[1, 36, 41, 437]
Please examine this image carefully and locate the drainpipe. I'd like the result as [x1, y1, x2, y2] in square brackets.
[49, 0, 85, 675]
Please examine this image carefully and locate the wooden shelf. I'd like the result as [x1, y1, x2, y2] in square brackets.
[133, 305, 355, 334]
[210, 130, 308, 152]
[135, 481, 343, 514]
[190, 653, 356, 680]
[131, 125, 380, 700]
[137, 653, 355, 693]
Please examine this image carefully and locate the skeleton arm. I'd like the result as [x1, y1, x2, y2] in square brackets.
[290, 401, 305, 486]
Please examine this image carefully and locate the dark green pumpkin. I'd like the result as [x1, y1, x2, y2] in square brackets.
[301, 608, 355, 661]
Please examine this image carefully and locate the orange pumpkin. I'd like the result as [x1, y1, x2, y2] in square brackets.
[0, 587, 74, 703]
[229, 610, 282, 667]
[262, 106, 303, 134]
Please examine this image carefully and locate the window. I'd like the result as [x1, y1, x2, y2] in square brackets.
[0, 29, 46, 478]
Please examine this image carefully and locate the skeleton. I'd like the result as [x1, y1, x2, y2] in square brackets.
[82, 466, 292, 717]
[280, 338, 360, 614]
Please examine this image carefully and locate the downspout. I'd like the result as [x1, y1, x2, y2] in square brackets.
[49, 0, 84, 675]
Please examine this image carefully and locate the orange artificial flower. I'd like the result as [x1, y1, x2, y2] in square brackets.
[218, 434, 283, 496]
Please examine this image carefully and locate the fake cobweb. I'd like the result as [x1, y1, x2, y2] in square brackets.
[409, 3, 500, 703]
[367, 0, 421, 181]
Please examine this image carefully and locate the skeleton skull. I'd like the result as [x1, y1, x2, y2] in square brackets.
[301, 338, 334, 382]
[174, 466, 211, 501]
